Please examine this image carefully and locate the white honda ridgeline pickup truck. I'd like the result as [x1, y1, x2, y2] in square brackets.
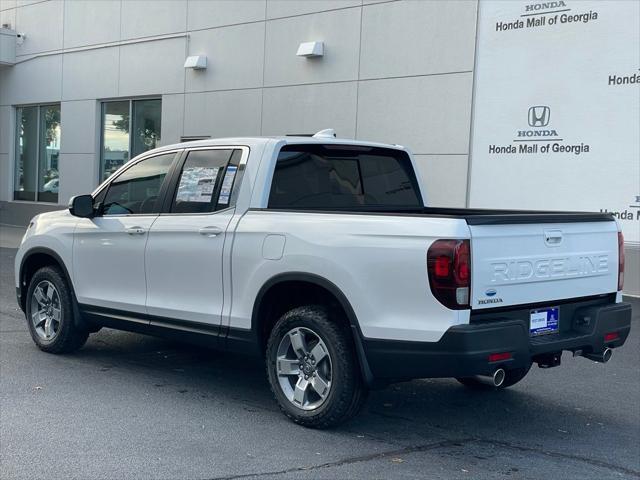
[15, 131, 631, 428]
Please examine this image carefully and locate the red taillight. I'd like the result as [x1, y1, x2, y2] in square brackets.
[604, 332, 619, 342]
[427, 239, 471, 310]
[488, 352, 512, 362]
[618, 231, 625, 291]
[434, 256, 450, 277]
[456, 241, 471, 283]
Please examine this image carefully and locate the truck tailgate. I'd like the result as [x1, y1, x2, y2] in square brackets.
[469, 220, 619, 309]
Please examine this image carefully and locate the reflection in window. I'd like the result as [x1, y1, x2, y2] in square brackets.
[268, 145, 422, 210]
[100, 99, 162, 181]
[101, 101, 130, 181]
[132, 99, 161, 159]
[171, 149, 234, 214]
[102, 153, 175, 215]
[38, 105, 61, 203]
[14, 104, 60, 203]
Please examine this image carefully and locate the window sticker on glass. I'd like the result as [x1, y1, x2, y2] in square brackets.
[176, 167, 220, 203]
[218, 165, 237, 205]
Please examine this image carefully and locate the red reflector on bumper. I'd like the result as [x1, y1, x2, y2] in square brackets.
[488, 352, 512, 362]
[604, 332, 619, 342]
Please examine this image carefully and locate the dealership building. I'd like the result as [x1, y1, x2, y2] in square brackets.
[0, 0, 638, 294]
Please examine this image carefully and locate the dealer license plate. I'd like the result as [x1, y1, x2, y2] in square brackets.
[530, 307, 559, 336]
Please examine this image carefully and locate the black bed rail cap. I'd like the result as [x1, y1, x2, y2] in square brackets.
[463, 211, 615, 226]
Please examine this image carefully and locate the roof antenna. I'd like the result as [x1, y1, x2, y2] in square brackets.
[312, 129, 336, 139]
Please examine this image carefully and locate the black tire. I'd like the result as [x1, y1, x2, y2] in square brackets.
[456, 364, 531, 390]
[266, 305, 368, 428]
[25, 266, 89, 354]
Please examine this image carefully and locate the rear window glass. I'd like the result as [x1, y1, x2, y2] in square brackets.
[268, 145, 422, 210]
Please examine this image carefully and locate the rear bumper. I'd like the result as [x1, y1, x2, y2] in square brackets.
[362, 301, 632, 381]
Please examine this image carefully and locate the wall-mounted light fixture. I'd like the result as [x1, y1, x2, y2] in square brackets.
[184, 55, 207, 70]
[296, 41, 324, 58]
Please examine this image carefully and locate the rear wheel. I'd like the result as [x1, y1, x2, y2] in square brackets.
[266, 305, 367, 428]
[456, 364, 531, 390]
[25, 266, 89, 354]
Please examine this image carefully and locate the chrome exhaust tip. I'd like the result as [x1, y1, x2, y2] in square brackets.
[474, 368, 507, 387]
[492, 368, 506, 387]
[582, 348, 612, 363]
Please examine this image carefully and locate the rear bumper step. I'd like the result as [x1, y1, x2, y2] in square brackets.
[362, 302, 632, 381]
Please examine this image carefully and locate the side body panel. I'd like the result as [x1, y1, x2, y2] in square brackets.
[228, 210, 470, 342]
[15, 210, 78, 292]
[73, 215, 158, 313]
[145, 209, 235, 324]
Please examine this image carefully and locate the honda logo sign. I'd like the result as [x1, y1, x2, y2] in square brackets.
[528, 106, 551, 127]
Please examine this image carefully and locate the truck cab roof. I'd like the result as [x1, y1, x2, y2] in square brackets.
[154, 130, 407, 156]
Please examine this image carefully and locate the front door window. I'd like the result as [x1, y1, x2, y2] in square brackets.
[101, 152, 175, 215]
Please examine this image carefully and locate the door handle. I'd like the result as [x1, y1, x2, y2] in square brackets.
[125, 226, 146, 235]
[199, 226, 223, 237]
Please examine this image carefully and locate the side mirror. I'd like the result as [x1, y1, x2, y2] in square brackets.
[69, 194, 95, 218]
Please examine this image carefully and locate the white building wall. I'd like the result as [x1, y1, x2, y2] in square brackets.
[0, 0, 478, 226]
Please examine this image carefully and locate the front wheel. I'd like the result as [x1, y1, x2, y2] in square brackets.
[25, 266, 89, 354]
[266, 306, 367, 428]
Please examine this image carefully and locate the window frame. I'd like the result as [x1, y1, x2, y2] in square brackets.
[13, 103, 61, 203]
[159, 146, 250, 216]
[93, 149, 182, 218]
[99, 97, 162, 183]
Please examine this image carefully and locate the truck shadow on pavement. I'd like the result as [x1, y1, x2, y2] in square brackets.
[4, 314, 638, 478]
[76, 328, 631, 442]
[67, 328, 640, 477]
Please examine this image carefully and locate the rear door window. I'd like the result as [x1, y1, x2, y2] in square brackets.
[268, 144, 422, 210]
[170, 149, 242, 213]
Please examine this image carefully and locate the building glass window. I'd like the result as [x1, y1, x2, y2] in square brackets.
[14, 104, 60, 203]
[100, 98, 162, 181]
[101, 101, 129, 182]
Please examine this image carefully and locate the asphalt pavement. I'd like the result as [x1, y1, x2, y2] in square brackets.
[1, 246, 639, 480]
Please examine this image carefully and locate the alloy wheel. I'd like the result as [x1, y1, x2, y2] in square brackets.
[275, 327, 333, 411]
[30, 280, 62, 341]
